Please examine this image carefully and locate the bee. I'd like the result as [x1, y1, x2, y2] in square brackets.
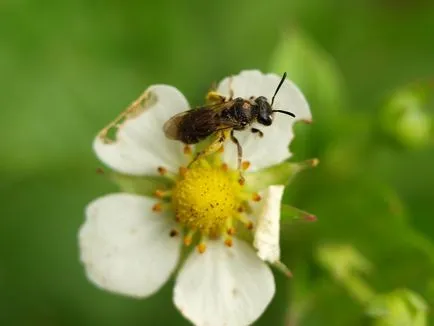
[163, 72, 296, 177]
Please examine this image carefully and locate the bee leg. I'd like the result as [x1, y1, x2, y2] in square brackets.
[188, 130, 228, 167]
[230, 130, 244, 184]
[251, 128, 264, 138]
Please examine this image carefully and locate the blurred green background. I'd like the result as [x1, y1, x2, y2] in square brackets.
[1, 0, 434, 325]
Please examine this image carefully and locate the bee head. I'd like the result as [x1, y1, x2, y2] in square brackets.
[256, 72, 296, 126]
[255, 96, 273, 126]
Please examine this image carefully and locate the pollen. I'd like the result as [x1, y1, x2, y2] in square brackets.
[172, 162, 242, 236]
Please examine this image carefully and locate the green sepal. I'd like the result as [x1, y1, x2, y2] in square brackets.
[281, 204, 317, 222]
[111, 172, 173, 197]
[244, 159, 318, 192]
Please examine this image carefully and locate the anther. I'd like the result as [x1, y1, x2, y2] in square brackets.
[221, 163, 229, 172]
[224, 238, 233, 247]
[227, 227, 236, 235]
[238, 177, 245, 186]
[252, 193, 262, 202]
[237, 206, 245, 213]
[155, 189, 171, 198]
[197, 243, 207, 254]
[179, 167, 188, 177]
[157, 166, 167, 175]
[218, 145, 224, 153]
[184, 236, 192, 246]
[96, 167, 105, 174]
[183, 145, 192, 155]
[184, 230, 195, 246]
[152, 203, 162, 212]
[236, 214, 254, 230]
[169, 229, 179, 237]
[241, 161, 250, 171]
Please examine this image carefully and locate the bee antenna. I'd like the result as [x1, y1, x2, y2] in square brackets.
[270, 72, 287, 107]
[272, 110, 296, 118]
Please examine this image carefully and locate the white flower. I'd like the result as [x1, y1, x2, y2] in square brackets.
[79, 70, 311, 326]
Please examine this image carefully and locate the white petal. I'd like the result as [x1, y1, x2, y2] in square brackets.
[217, 70, 311, 170]
[94, 85, 190, 175]
[174, 239, 275, 326]
[253, 185, 285, 263]
[79, 193, 181, 298]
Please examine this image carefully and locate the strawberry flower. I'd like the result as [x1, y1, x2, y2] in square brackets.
[79, 70, 313, 326]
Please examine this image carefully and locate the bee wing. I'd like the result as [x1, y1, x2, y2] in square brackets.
[163, 110, 190, 140]
[163, 101, 239, 142]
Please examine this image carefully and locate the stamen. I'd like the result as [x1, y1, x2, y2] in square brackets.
[224, 238, 233, 247]
[252, 193, 262, 202]
[152, 203, 163, 212]
[197, 242, 207, 253]
[225, 218, 236, 235]
[157, 166, 167, 175]
[221, 163, 229, 172]
[169, 229, 179, 237]
[236, 214, 254, 230]
[238, 178, 245, 186]
[183, 145, 192, 155]
[156, 166, 177, 180]
[241, 161, 250, 171]
[184, 230, 196, 246]
[196, 234, 208, 253]
[155, 189, 172, 198]
[218, 145, 224, 153]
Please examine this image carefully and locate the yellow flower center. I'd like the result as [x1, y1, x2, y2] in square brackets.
[172, 165, 242, 236]
[153, 147, 261, 253]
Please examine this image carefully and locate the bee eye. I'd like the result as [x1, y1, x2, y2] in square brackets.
[257, 115, 272, 126]
[255, 96, 267, 104]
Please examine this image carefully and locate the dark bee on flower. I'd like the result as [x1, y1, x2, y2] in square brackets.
[163, 72, 296, 172]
